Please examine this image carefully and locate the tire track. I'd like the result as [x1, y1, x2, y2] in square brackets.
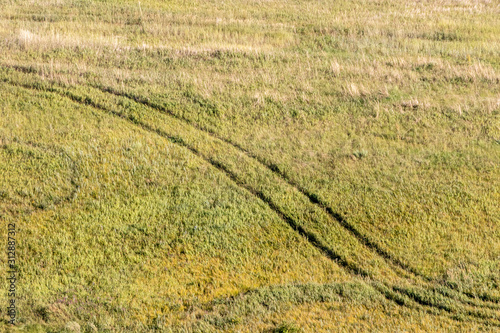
[193, 282, 497, 330]
[86, 85, 430, 277]
[2, 74, 499, 324]
[0, 76, 369, 280]
[4, 64, 492, 308]
[90, 82, 500, 309]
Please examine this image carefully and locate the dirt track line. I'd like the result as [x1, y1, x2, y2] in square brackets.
[196, 282, 498, 330]
[78, 88, 500, 324]
[90, 83, 500, 309]
[61, 88, 500, 322]
[0, 63, 481, 294]
[2, 76, 499, 323]
[92, 86, 417, 271]
[0, 77, 368, 279]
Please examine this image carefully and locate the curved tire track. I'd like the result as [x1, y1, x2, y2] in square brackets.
[5, 64, 494, 307]
[1, 73, 499, 324]
[90, 82, 500, 309]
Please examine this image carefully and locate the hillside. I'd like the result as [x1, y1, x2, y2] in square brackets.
[0, 0, 499, 331]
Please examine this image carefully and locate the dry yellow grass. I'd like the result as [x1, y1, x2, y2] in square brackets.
[0, 0, 499, 331]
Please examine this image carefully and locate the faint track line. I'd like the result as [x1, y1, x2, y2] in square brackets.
[2, 72, 499, 324]
[90, 82, 500, 308]
[1, 64, 490, 302]
[0, 140, 80, 212]
[87, 85, 440, 277]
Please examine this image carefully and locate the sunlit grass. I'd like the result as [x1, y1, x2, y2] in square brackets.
[0, 0, 499, 331]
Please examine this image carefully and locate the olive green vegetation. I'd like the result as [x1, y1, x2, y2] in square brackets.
[0, 0, 499, 331]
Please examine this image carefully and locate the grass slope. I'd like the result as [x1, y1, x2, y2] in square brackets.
[0, 0, 499, 331]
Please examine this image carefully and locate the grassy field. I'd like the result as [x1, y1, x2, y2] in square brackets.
[0, 0, 499, 331]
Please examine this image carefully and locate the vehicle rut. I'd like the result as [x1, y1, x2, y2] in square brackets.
[91, 82, 500, 309]
[2, 72, 499, 325]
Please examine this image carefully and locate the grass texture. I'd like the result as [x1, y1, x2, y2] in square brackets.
[0, 0, 499, 331]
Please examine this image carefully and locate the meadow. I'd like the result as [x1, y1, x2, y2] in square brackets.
[0, 0, 499, 331]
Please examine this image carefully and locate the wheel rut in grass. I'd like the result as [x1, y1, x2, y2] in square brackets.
[1, 70, 499, 324]
[89, 85, 421, 274]
[4, 63, 494, 307]
[89, 82, 500, 309]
